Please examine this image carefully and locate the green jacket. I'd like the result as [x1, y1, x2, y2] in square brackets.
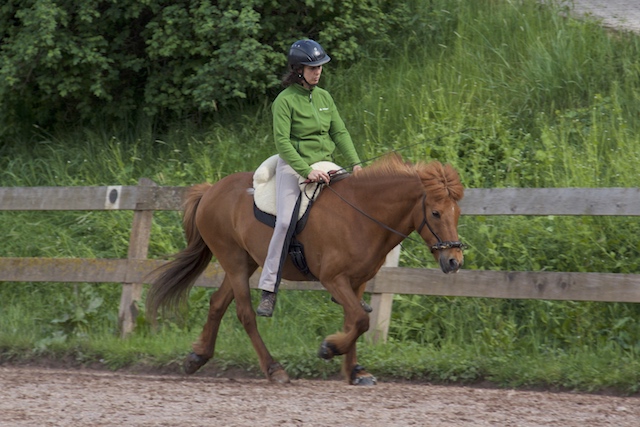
[272, 83, 360, 178]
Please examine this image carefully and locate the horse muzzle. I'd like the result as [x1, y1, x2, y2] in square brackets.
[436, 244, 464, 274]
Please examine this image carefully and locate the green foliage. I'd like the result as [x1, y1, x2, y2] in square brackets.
[0, 0, 405, 132]
[49, 285, 105, 337]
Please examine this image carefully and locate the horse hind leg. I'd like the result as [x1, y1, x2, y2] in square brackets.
[184, 275, 235, 375]
[230, 272, 290, 384]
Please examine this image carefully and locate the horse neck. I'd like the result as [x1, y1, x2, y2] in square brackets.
[347, 174, 423, 238]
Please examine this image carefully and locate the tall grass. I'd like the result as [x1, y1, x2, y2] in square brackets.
[2, 0, 640, 393]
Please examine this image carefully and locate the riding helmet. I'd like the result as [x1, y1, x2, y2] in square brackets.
[288, 39, 331, 69]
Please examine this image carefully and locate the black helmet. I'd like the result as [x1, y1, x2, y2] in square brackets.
[288, 39, 331, 68]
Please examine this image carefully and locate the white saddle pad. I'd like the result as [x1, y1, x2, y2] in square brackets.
[252, 154, 345, 220]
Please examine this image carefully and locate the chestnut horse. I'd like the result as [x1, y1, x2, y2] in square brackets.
[146, 154, 464, 385]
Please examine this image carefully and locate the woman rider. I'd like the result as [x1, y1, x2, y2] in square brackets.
[256, 39, 364, 317]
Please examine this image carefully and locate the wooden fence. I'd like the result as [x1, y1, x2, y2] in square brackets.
[1, 181, 639, 341]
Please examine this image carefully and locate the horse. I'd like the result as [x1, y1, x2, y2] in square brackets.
[146, 153, 465, 385]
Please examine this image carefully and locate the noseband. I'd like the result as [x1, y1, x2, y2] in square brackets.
[415, 194, 465, 253]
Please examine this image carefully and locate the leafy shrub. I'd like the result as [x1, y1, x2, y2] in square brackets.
[0, 0, 407, 131]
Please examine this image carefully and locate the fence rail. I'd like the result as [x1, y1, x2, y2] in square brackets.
[1, 182, 639, 340]
[4, 185, 640, 214]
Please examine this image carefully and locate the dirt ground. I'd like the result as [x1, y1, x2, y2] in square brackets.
[0, 365, 638, 426]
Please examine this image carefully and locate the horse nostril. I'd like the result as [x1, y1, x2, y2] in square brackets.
[440, 255, 462, 274]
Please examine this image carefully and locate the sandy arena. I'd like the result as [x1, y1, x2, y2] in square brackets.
[1, 365, 638, 426]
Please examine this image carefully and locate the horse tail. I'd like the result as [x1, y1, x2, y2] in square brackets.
[146, 183, 214, 321]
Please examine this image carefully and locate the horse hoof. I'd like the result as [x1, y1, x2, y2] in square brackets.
[271, 370, 291, 384]
[350, 364, 377, 386]
[183, 352, 209, 375]
[318, 341, 339, 360]
[352, 374, 377, 386]
[268, 362, 290, 384]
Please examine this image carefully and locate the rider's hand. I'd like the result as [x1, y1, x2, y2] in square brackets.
[353, 165, 362, 173]
[308, 169, 330, 183]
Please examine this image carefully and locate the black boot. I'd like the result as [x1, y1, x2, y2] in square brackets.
[257, 290, 277, 317]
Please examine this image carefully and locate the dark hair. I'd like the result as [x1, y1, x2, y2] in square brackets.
[281, 66, 303, 87]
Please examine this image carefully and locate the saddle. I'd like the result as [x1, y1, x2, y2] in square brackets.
[252, 155, 346, 220]
[251, 155, 348, 281]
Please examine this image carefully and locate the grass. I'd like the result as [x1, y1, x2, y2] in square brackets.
[2, 0, 640, 394]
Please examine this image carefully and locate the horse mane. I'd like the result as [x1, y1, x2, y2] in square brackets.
[355, 153, 464, 201]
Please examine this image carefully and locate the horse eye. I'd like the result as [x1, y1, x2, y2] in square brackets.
[432, 210, 441, 219]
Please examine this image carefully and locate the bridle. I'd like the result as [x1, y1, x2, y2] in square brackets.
[415, 194, 465, 253]
[320, 182, 464, 253]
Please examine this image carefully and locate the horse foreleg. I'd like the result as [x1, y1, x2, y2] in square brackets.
[319, 296, 369, 354]
[184, 276, 235, 374]
[319, 280, 376, 384]
[319, 309, 374, 385]
[341, 327, 377, 386]
[232, 280, 290, 384]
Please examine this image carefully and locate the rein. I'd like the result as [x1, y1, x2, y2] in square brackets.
[322, 183, 464, 253]
[301, 127, 473, 252]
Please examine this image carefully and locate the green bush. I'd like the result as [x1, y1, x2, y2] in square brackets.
[0, 0, 406, 131]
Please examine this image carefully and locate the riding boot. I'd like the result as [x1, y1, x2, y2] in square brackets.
[257, 290, 277, 317]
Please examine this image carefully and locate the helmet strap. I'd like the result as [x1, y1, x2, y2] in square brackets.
[296, 66, 317, 89]
[302, 75, 316, 89]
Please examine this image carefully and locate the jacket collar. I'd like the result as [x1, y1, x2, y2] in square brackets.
[291, 83, 315, 95]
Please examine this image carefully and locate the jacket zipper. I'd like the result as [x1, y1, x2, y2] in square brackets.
[309, 88, 322, 130]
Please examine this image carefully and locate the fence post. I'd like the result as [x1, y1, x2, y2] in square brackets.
[366, 245, 400, 343]
[118, 178, 156, 338]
